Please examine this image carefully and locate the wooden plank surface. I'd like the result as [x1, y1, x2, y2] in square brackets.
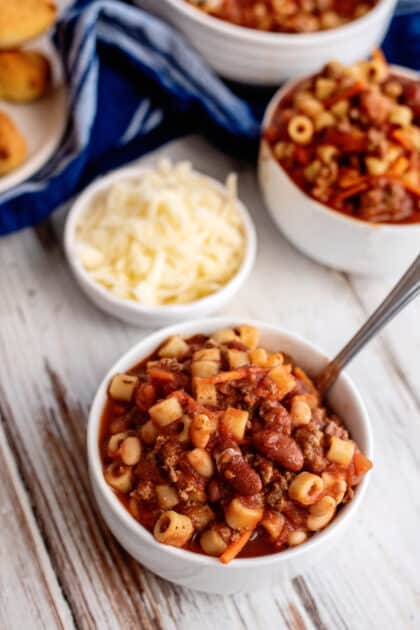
[0, 135, 419, 630]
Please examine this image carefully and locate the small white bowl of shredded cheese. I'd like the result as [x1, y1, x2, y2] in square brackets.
[64, 159, 257, 326]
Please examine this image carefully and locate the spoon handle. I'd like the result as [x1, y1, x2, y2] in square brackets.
[317, 253, 420, 396]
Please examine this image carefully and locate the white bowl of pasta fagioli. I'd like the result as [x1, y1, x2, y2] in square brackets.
[64, 160, 256, 326]
[259, 59, 420, 275]
[135, 0, 396, 85]
[87, 317, 373, 594]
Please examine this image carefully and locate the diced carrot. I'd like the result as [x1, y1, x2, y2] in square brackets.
[324, 80, 366, 107]
[402, 180, 420, 199]
[172, 389, 217, 418]
[387, 155, 409, 176]
[294, 367, 317, 393]
[201, 369, 248, 384]
[391, 128, 415, 151]
[148, 367, 176, 382]
[200, 367, 267, 385]
[334, 172, 420, 207]
[338, 169, 362, 188]
[334, 179, 368, 202]
[219, 530, 253, 564]
[354, 451, 373, 476]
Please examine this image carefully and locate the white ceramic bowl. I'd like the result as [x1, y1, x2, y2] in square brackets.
[87, 317, 373, 594]
[135, 0, 396, 85]
[258, 65, 420, 275]
[64, 165, 256, 327]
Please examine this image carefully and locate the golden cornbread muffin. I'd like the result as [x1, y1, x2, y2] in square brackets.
[0, 0, 57, 49]
[0, 111, 27, 175]
[0, 51, 51, 102]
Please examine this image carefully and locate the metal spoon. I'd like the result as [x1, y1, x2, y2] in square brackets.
[317, 253, 420, 396]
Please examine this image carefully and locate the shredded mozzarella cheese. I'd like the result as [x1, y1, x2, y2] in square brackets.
[75, 160, 246, 306]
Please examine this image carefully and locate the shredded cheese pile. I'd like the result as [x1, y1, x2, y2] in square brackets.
[75, 160, 246, 306]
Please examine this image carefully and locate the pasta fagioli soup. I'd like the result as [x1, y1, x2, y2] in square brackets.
[264, 51, 420, 224]
[184, 0, 378, 33]
[99, 325, 372, 563]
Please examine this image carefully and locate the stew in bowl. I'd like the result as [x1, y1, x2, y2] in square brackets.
[99, 324, 372, 563]
[185, 0, 378, 33]
[264, 51, 420, 225]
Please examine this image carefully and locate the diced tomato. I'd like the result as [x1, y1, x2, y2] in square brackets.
[135, 382, 156, 411]
[294, 146, 311, 166]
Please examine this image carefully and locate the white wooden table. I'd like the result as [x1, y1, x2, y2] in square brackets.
[1, 136, 419, 630]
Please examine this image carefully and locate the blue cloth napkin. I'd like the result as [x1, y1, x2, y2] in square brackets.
[383, 1, 420, 69]
[0, 0, 419, 236]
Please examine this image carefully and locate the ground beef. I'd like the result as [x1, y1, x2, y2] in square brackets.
[266, 482, 286, 512]
[153, 358, 183, 372]
[157, 437, 182, 482]
[134, 480, 155, 503]
[252, 455, 278, 486]
[324, 416, 349, 440]
[311, 406, 327, 428]
[294, 425, 327, 473]
[366, 128, 389, 158]
[360, 90, 392, 125]
[218, 382, 250, 409]
[358, 182, 415, 222]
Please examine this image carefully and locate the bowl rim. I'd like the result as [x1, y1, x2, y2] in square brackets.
[164, 0, 395, 44]
[64, 163, 257, 316]
[260, 63, 420, 234]
[87, 316, 373, 569]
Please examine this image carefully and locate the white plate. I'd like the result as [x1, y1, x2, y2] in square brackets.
[0, 38, 67, 194]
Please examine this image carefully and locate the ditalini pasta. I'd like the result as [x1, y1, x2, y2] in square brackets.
[75, 160, 246, 306]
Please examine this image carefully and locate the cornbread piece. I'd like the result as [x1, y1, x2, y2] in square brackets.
[0, 112, 27, 175]
[0, 0, 57, 49]
[0, 51, 51, 102]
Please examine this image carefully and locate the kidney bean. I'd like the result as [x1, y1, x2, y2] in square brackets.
[214, 440, 262, 496]
[253, 430, 304, 472]
[207, 479, 222, 503]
